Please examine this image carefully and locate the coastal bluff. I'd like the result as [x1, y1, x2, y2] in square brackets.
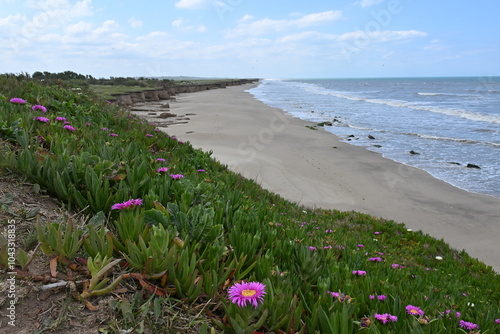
[109, 79, 259, 106]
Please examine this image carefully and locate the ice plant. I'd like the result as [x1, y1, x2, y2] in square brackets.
[146, 134, 154, 137]
[374, 313, 397, 324]
[111, 198, 143, 210]
[459, 320, 479, 330]
[170, 174, 184, 179]
[36, 116, 50, 123]
[157, 167, 169, 173]
[32, 104, 47, 112]
[352, 270, 367, 276]
[156, 158, 166, 162]
[56, 116, 67, 122]
[228, 281, 266, 309]
[63, 125, 76, 131]
[109, 133, 118, 137]
[406, 305, 424, 316]
[369, 257, 382, 262]
[10, 97, 26, 104]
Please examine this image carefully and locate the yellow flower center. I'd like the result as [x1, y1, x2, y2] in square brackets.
[241, 289, 257, 297]
[410, 310, 418, 314]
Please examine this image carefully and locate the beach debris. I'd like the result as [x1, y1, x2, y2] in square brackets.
[448, 162, 461, 165]
[158, 112, 177, 118]
[409, 150, 420, 155]
[368, 135, 376, 140]
[373, 145, 382, 148]
[317, 121, 333, 126]
[466, 163, 481, 169]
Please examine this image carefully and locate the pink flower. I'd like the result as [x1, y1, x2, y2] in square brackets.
[377, 295, 387, 301]
[10, 97, 26, 104]
[36, 117, 50, 123]
[156, 158, 166, 162]
[374, 313, 397, 324]
[197, 169, 206, 172]
[495, 319, 500, 324]
[406, 305, 424, 316]
[352, 270, 367, 276]
[309, 246, 317, 251]
[63, 125, 76, 131]
[101, 127, 108, 131]
[157, 167, 169, 173]
[459, 320, 478, 330]
[327, 291, 340, 298]
[146, 134, 154, 137]
[32, 105, 47, 112]
[369, 295, 375, 300]
[109, 133, 118, 137]
[357, 244, 364, 248]
[56, 117, 66, 122]
[111, 198, 143, 210]
[170, 174, 184, 179]
[228, 282, 266, 309]
[369, 257, 383, 262]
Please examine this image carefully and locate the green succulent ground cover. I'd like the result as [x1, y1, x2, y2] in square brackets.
[0, 74, 499, 333]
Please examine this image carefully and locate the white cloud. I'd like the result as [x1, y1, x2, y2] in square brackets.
[172, 18, 207, 33]
[338, 30, 428, 43]
[357, 0, 384, 8]
[128, 17, 142, 29]
[174, 0, 211, 10]
[238, 14, 254, 23]
[226, 10, 343, 38]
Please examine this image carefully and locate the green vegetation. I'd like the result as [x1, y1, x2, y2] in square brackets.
[1, 74, 499, 333]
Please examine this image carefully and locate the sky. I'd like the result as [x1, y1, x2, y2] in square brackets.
[1, 0, 499, 79]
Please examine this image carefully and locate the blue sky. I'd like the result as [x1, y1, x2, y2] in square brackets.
[1, 0, 499, 78]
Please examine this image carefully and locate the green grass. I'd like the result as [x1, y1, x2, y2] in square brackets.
[89, 84, 157, 100]
[1, 74, 499, 333]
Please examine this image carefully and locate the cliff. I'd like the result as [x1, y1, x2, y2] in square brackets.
[110, 79, 259, 106]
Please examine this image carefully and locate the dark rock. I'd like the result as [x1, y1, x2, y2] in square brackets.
[373, 145, 382, 148]
[466, 163, 481, 169]
[368, 135, 375, 140]
[409, 150, 420, 155]
[448, 162, 461, 165]
[158, 112, 177, 118]
[347, 135, 355, 138]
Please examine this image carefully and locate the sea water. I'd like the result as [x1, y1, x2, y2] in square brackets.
[248, 77, 500, 198]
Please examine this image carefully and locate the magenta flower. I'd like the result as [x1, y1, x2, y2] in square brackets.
[327, 291, 340, 298]
[109, 133, 118, 137]
[146, 134, 154, 137]
[85, 122, 92, 126]
[374, 313, 398, 324]
[101, 127, 108, 131]
[228, 281, 266, 309]
[157, 167, 169, 173]
[10, 97, 26, 104]
[495, 319, 500, 324]
[369, 295, 375, 300]
[443, 310, 461, 318]
[378, 295, 386, 301]
[36, 116, 50, 123]
[369, 257, 383, 262]
[309, 246, 317, 251]
[63, 125, 76, 131]
[352, 270, 367, 276]
[357, 244, 364, 248]
[32, 105, 47, 112]
[406, 305, 424, 316]
[56, 116, 67, 122]
[111, 198, 143, 210]
[170, 174, 184, 179]
[197, 169, 206, 172]
[459, 320, 479, 330]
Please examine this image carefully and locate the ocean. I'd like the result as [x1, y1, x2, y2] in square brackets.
[248, 77, 500, 198]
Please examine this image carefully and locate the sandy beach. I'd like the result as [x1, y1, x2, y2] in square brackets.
[137, 83, 500, 272]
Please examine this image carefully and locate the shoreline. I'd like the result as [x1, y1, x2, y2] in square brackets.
[132, 83, 500, 272]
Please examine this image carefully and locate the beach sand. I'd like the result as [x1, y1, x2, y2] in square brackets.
[144, 83, 500, 272]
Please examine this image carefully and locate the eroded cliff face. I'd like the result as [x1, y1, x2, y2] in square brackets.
[110, 79, 258, 106]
